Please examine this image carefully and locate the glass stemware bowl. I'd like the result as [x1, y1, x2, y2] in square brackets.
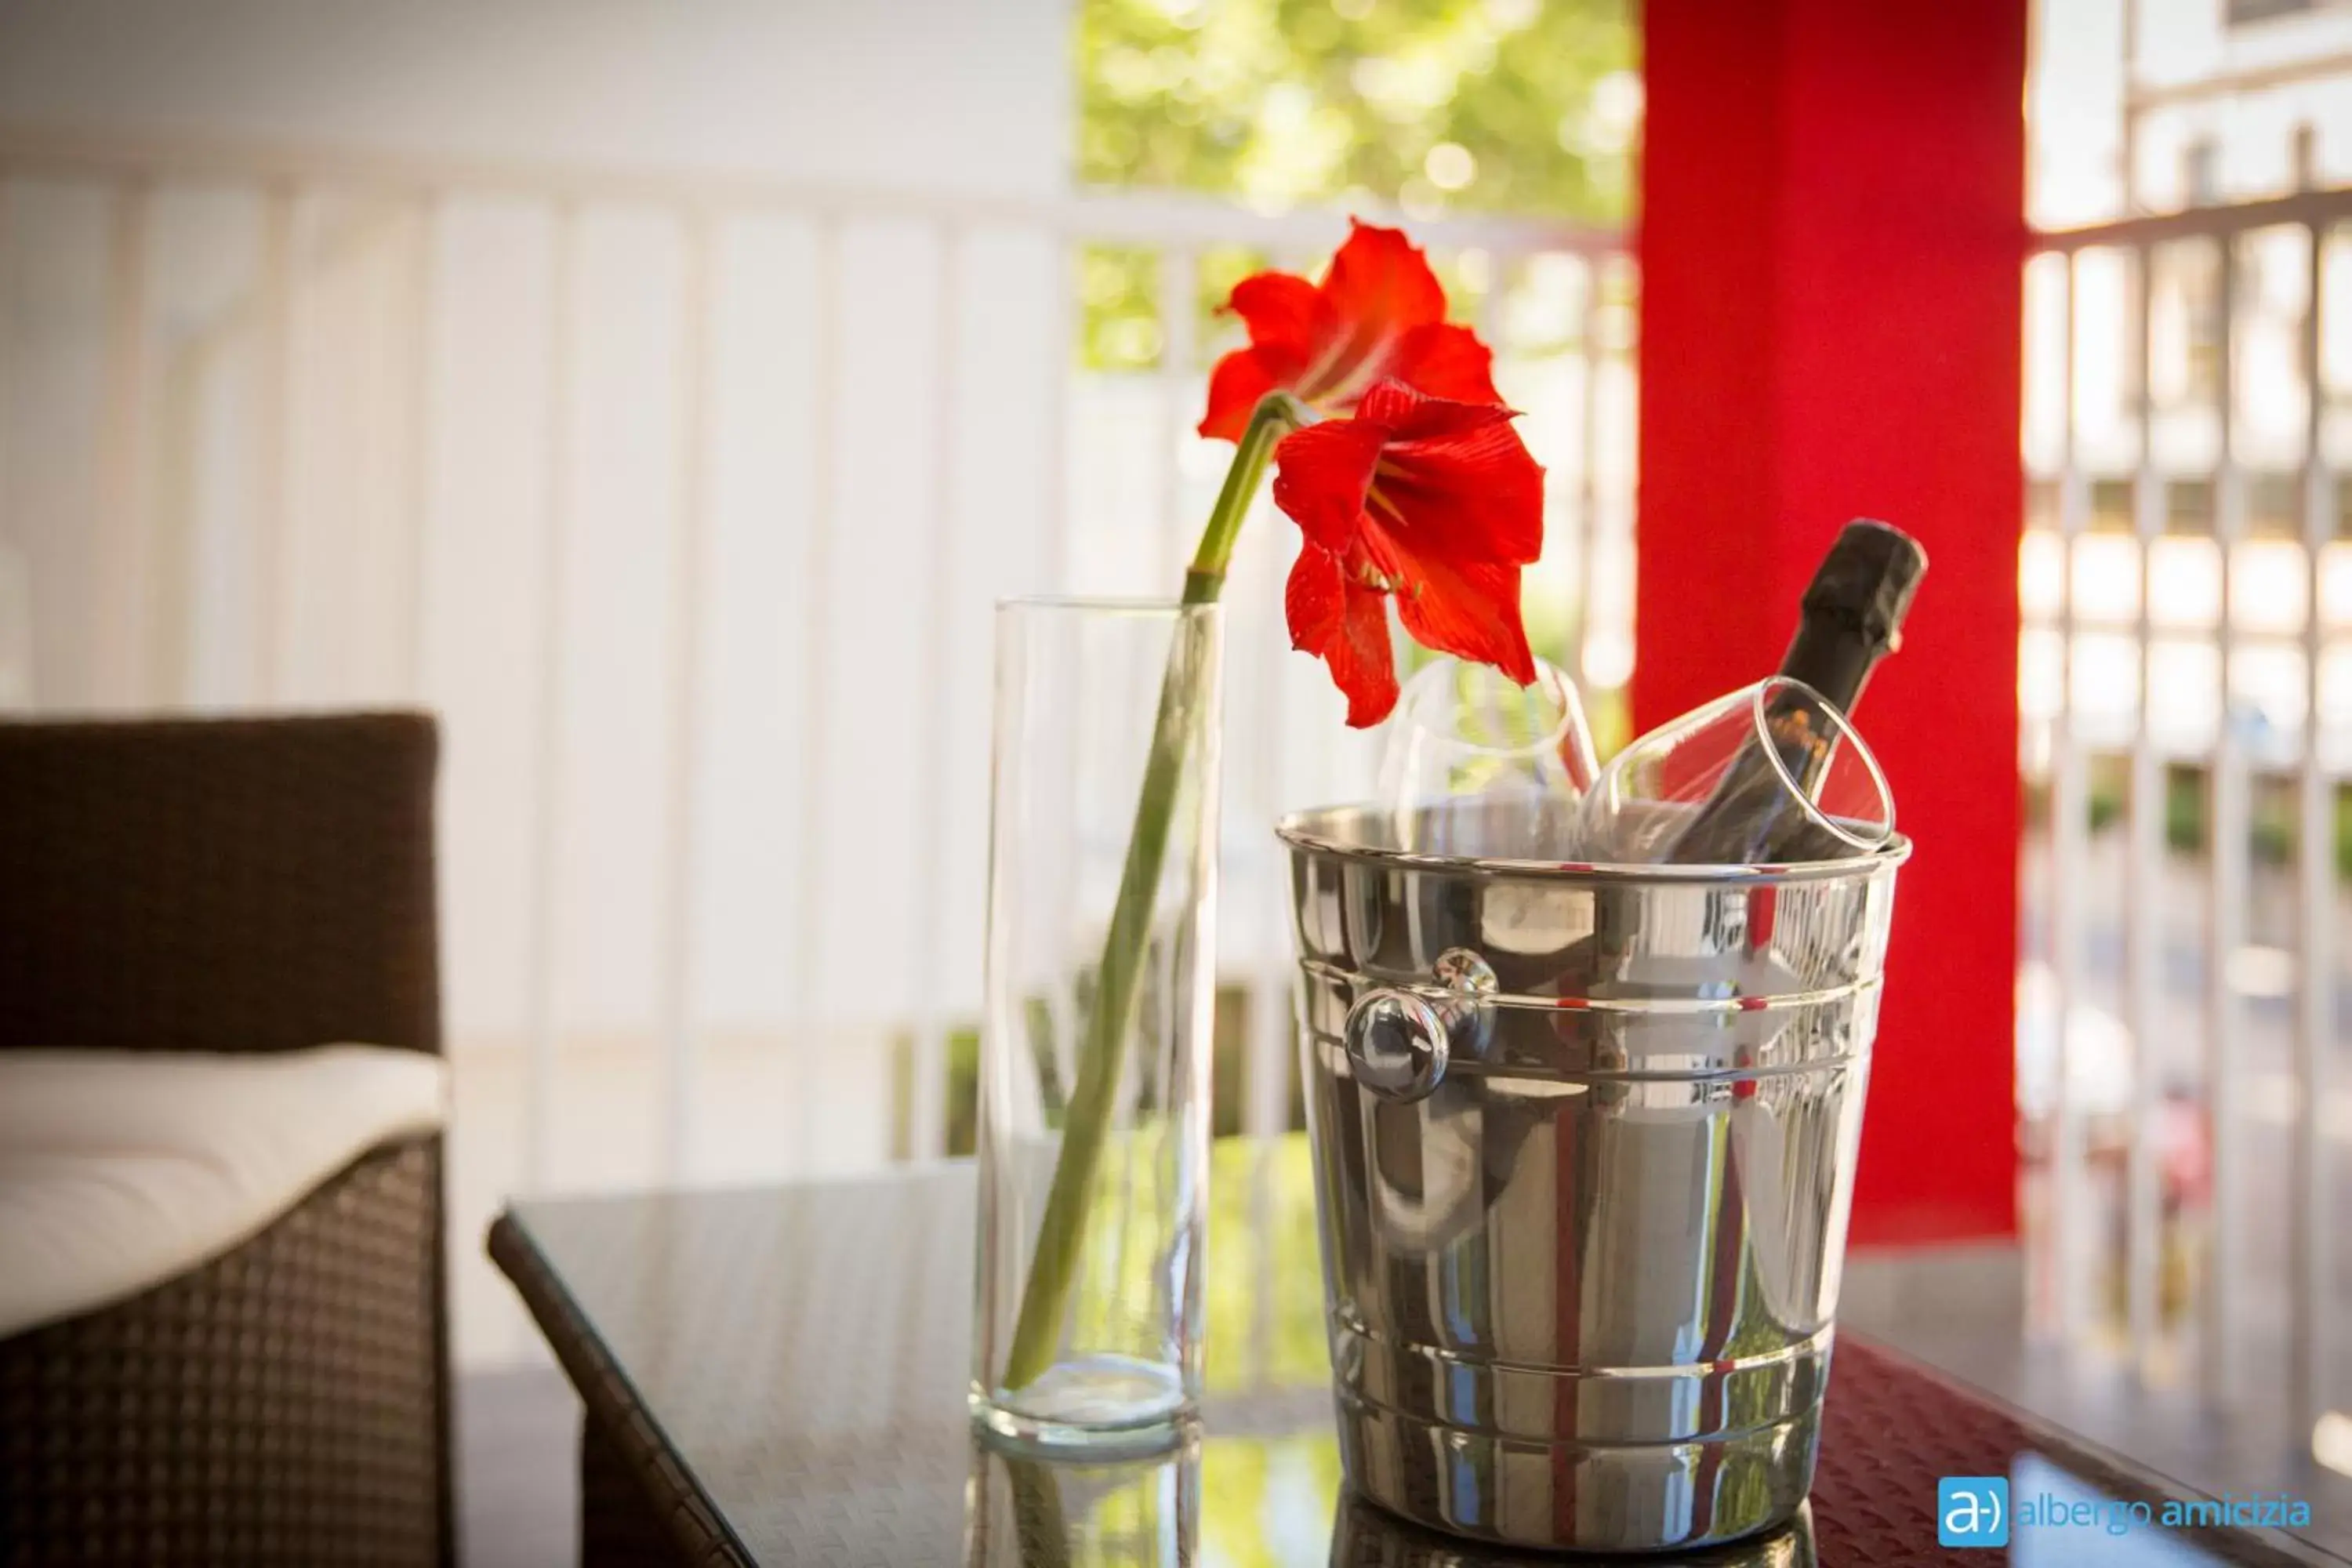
[1573, 674, 1893, 866]
[1376, 656, 1599, 858]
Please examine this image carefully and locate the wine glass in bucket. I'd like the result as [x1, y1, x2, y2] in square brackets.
[1573, 675, 1894, 866]
[1377, 655, 1599, 857]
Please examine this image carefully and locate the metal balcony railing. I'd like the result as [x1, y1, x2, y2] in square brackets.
[2025, 183, 2352, 1438]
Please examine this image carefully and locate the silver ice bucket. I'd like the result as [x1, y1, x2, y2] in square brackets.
[1279, 799, 1907, 1554]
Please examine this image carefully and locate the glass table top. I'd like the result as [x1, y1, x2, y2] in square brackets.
[498, 1137, 2343, 1566]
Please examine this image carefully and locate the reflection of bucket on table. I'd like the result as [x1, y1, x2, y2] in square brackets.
[1333, 1486, 1819, 1566]
[1280, 798, 1905, 1554]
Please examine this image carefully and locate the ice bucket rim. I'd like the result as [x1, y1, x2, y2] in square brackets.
[1276, 804, 1911, 886]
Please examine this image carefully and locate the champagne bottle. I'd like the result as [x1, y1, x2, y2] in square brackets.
[1662, 519, 1928, 865]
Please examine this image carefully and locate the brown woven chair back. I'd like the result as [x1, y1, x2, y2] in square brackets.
[0, 711, 441, 1057]
[0, 710, 452, 1566]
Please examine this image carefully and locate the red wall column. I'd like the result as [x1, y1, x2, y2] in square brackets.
[1635, 2, 2027, 1244]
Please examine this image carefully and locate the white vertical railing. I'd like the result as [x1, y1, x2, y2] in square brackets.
[2124, 238, 2164, 1377]
[521, 200, 577, 1194]
[400, 198, 439, 699]
[2292, 216, 2335, 1450]
[2047, 249, 2090, 1340]
[0, 128, 1628, 1217]
[655, 209, 713, 1185]
[252, 188, 293, 705]
[96, 182, 151, 703]
[905, 223, 966, 1171]
[1154, 248, 1198, 593]
[2205, 230, 2246, 1403]
[791, 218, 844, 1179]
[0, 159, 17, 710]
[1576, 271, 1608, 695]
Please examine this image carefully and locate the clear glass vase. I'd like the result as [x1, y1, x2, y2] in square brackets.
[970, 597, 1222, 1455]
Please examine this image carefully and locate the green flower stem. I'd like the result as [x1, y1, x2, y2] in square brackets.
[1000, 391, 1300, 1392]
[1181, 392, 1302, 602]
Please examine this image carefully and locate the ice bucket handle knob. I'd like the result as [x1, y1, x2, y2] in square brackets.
[1343, 990, 1449, 1102]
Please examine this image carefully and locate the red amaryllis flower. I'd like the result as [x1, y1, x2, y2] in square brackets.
[1273, 380, 1542, 728]
[1198, 220, 1501, 441]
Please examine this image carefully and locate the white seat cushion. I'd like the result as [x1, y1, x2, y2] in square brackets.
[0, 1045, 448, 1338]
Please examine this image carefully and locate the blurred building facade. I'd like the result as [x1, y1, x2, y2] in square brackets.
[2016, 0, 2352, 1457]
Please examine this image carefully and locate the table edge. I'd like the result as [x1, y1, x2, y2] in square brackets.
[486, 1210, 756, 1568]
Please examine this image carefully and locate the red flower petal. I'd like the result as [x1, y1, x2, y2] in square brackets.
[1283, 540, 1345, 651]
[1385, 321, 1502, 408]
[1359, 383, 1544, 566]
[1228, 271, 1334, 358]
[1356, 379, 1519, 440]
[1387, 553, 1538, 685]
[1286, 546, 1400, 728]
[1198, 347, 1288, 441]
[1196, 219, 1501, 436]
[1269, 418, 1388, 556]
[1199, 274, 1331, 438]
[1316, 222, 1448, 378]
[1272, 378, 1545, 717]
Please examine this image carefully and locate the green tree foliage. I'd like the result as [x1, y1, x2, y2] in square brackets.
[1078, 0, 1638, 220]
[1073, 0, 1637, 371]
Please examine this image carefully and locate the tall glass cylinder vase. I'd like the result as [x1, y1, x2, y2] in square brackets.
[971, 597, 1222, 1455]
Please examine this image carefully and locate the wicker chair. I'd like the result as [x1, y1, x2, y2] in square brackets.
[0, 713, 452, 1567]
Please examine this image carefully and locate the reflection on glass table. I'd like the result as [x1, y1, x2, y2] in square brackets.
[963, 1426, 2319, 1566]
[488, 1137, 2343, 1566]
[968, 1428, 1824, 1566]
